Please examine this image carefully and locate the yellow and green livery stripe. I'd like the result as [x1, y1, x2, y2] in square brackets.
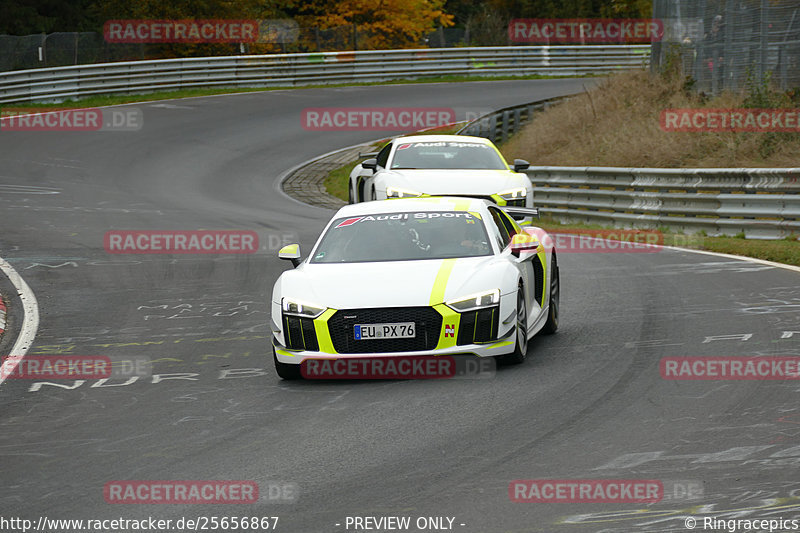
[429, 258, 457, 305]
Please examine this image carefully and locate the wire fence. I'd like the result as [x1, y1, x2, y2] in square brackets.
[0, 33, 143, 72]
[651, 0, 800, 94]
[0, 24, 481, 73]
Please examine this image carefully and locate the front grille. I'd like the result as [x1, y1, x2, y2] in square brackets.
[283, 315, 319, 351]
[328, 307, 442, 354]
[457, 306, 499, 345]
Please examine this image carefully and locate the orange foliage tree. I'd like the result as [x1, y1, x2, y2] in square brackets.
[297, 0, 454, 49]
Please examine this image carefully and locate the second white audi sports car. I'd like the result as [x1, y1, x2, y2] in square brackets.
[270, 197, 559, 380]
[348, 135, 533, 208]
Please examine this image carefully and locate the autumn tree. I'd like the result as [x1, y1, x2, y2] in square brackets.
[296, 0, 453, 49]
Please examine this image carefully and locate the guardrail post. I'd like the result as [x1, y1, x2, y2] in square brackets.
[486, 115, 497, 140]
[500, 110, 510, 143]
[512, 108, 522, 136]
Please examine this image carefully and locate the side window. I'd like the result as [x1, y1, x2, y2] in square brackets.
[488, 207, 512, 248]
[376, 143, 391, 168]
[497, 210, 520, 239]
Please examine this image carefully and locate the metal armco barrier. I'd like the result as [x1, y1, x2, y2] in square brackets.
[457, 97, 569, 143]
[458, 99, 800, 239]
[526, 167, 800, 239]
[0, 45, 650, 104]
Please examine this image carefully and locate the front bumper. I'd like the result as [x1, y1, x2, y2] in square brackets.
[273, 302, 516, 365]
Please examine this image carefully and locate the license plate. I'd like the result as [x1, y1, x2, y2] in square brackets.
[354, 322, 415, 340]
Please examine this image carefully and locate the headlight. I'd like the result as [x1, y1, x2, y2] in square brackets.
[497, 187, 527, 201]
[446, 289, 501, 313]
[282, 298, 325, 318]
[386, 186, 423, 199]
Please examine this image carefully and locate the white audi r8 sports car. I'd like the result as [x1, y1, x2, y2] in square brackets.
[348, 135, 533, 209]
[270, 197, 559, 380]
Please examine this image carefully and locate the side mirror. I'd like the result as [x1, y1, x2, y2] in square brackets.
[513, 159, 530, 172]
[503, 206, 539, 220]
[278, 244, 301, 268]
[510, 233, 540, 258]
[361, 158, 378, 171]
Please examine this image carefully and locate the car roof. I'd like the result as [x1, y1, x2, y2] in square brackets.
[333, 197, 492, 218]
[390, 134, 494, 145]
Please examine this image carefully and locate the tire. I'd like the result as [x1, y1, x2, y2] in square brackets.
[498, 286, 528, 365]
[348, 182, 355, 204]
[273, 347, 302, 380]
[370, 187, 377, 201]
[542, 253, 559, 335]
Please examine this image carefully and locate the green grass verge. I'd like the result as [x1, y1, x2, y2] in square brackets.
[690, 236, 799, 267]
[323, 158, 357, 202]
[2, 73, 591, 110]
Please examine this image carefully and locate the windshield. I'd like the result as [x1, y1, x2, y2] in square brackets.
[390, 141, 508, 170]
[311, 211, 492, 263]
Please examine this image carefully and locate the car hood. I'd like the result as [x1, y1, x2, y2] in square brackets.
[275, 256, 510, 310]
[375, 169, 530, 195]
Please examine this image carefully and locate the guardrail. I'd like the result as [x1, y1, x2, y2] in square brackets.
[456, 96, 569, 143]
[0, 45, 650, 104]
[458, 98, 800, 239]
[527, 167, 800, 239]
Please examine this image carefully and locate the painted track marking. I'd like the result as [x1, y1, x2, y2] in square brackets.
[0, 255, 40, 385]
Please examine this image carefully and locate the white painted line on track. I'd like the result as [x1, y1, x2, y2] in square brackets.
[540, 233, 800, 275]
[0, 255, 40, 385]
[663, 245, 800, 274]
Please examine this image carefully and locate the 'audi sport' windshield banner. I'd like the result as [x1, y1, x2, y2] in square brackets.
[509, 19, 664, 43]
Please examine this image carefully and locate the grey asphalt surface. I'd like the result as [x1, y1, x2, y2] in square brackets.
[0, 79, 799, 533]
